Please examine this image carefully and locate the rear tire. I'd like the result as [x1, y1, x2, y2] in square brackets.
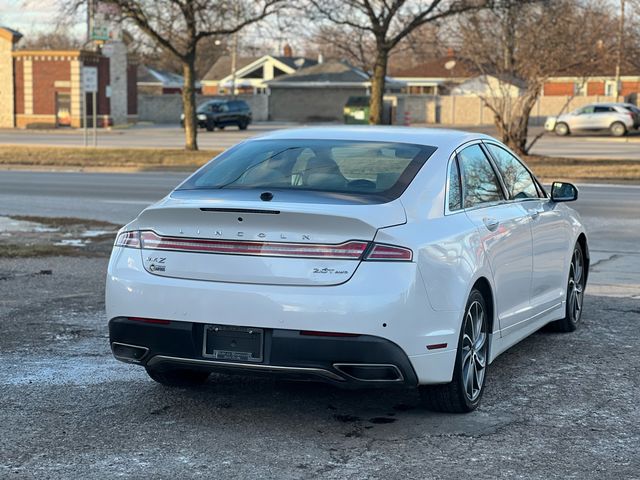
[548, 242, 585, 333]
[239, 121, 248, 130]
[610, 121, 627, 137]
[145, 366, 210, 387]
[419, 289, 489, 413]
[555, 122, 570, 136]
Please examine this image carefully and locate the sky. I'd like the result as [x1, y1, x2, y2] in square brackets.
[0, 0, 84, 36]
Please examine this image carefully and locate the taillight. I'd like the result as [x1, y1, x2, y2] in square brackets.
[115, 230, 412, 262]
[140, 231, 368, 259]
[364, 243, 413, 261]
[115, 231, 140, 248]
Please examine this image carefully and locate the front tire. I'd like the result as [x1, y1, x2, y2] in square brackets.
[549, 242, 585, 332]
[555, 122, 570, 136]
[145, 366, 210, 387]
[419, 289, 489, 413]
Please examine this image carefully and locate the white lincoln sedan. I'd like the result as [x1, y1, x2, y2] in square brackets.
[106, 127, 588, 413]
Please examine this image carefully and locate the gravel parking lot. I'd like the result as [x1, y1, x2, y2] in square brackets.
[0, 254, 639, 479]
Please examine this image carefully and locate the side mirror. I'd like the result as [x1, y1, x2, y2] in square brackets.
[551, 181, 578, 202]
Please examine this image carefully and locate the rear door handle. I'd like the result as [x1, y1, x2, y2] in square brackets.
[530, 210, 540, 220]
[483, 217, 500, 231]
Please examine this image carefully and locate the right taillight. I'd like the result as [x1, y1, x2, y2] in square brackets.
[364, 243, 413, 261]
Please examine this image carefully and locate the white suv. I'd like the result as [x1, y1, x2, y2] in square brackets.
[545, 103, 636, 137]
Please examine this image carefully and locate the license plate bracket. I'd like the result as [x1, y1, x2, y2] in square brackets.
[203, 325, 264, 363]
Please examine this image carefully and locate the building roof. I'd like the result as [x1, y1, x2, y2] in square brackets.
[391, 55, 640, 80]
[268, 59, 394, 88]
[390, 56, 477, 79]
[0, 26, 22, 43]
[137, 65, 186, 87]
[202, 55, 316, 82]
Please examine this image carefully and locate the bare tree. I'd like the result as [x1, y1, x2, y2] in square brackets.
[456, 0, 616, 155]
[306, 22, 444, 75]
[18, 31, 83, 50]
[309, 0, 489, 124]
[88, 0, 284, 150]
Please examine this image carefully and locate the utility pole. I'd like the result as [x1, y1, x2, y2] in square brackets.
[230, 31, 238, 98]
[86, 0, 93, 45]
[614, 0, 625, 99]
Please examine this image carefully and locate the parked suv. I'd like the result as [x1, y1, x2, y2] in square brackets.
[180, 100, 252, 131]
[545, 103, 636, 137]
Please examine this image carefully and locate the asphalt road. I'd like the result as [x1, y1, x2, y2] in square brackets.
[1, 171, 639, 478]
[1, 123, 640, 159]
[1, 170, 638, 292]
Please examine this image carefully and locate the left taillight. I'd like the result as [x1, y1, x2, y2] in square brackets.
[114, 231, 140, 248]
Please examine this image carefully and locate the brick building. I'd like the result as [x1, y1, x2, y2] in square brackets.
[0, 27, 137, 129]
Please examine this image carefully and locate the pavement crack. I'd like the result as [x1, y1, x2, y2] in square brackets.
[590, 254, 622, 269]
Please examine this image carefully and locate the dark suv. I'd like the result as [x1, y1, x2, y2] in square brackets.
[180, 99, 252, 131]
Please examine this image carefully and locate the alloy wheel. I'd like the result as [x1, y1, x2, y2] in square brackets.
[568, 247, 584, 324]
[461, 300, 487, 402]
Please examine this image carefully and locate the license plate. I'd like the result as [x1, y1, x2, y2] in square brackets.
[203, 325, 263, 363]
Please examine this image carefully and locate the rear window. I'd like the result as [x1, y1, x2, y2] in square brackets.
[178, 139, 436, 200]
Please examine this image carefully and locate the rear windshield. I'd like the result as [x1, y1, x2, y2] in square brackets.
[177, 139, 436, 200]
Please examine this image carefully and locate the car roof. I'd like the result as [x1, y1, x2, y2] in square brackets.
[254, 126, 492, 150]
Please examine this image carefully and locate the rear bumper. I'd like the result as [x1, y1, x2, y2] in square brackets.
[106, 247, 460, 384]
[109, 317, 418, 387]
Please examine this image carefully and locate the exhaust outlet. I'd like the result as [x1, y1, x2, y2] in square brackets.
[333, 363, 404, 382]
[111, 342, 149, 364]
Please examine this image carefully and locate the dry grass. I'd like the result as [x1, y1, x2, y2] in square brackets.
[0, 145, 221, 170]
[524, 155, 640, 183]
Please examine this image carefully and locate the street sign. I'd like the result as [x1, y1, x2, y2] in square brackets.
[82, 67, 98, 93]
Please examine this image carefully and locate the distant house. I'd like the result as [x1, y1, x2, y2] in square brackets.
[451, 75, 525, 97]
[201, 50, 316, 95]
[137, 65, 198, 95]
[543, 61, 640, 99]
[267, 59, 403, 122]
[391, 56, 476, 95]
[392, 53, 640, 101]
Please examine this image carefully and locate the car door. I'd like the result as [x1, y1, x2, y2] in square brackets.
[457, 143, 534, 336]
[484, 142, 570, 315]
[571, 106, 595, 130]
[217, 103, 231, 125]
[592, 105, 614, 129]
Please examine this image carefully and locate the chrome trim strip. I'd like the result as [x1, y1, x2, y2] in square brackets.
[111, 342, 149, 364]
[147, 355, 346, 382]
[333, 363, 404, 382]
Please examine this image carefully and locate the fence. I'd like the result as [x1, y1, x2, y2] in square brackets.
[137, 94, 269, 124]
[393, 94, 623, 126]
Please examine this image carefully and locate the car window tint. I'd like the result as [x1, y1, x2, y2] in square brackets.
[448, 158, 462, 211]
[580, 106, 594, 114]
[458, 144, 503, 208]
[594, 106, 612, 113]
[179, 139, 437, 201]
[485, 144, 539, 200]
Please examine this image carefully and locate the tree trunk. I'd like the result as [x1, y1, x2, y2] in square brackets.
[182, 55, 198, 151]
[504, 84, 542, 156]
[369, 51, 388, 125]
